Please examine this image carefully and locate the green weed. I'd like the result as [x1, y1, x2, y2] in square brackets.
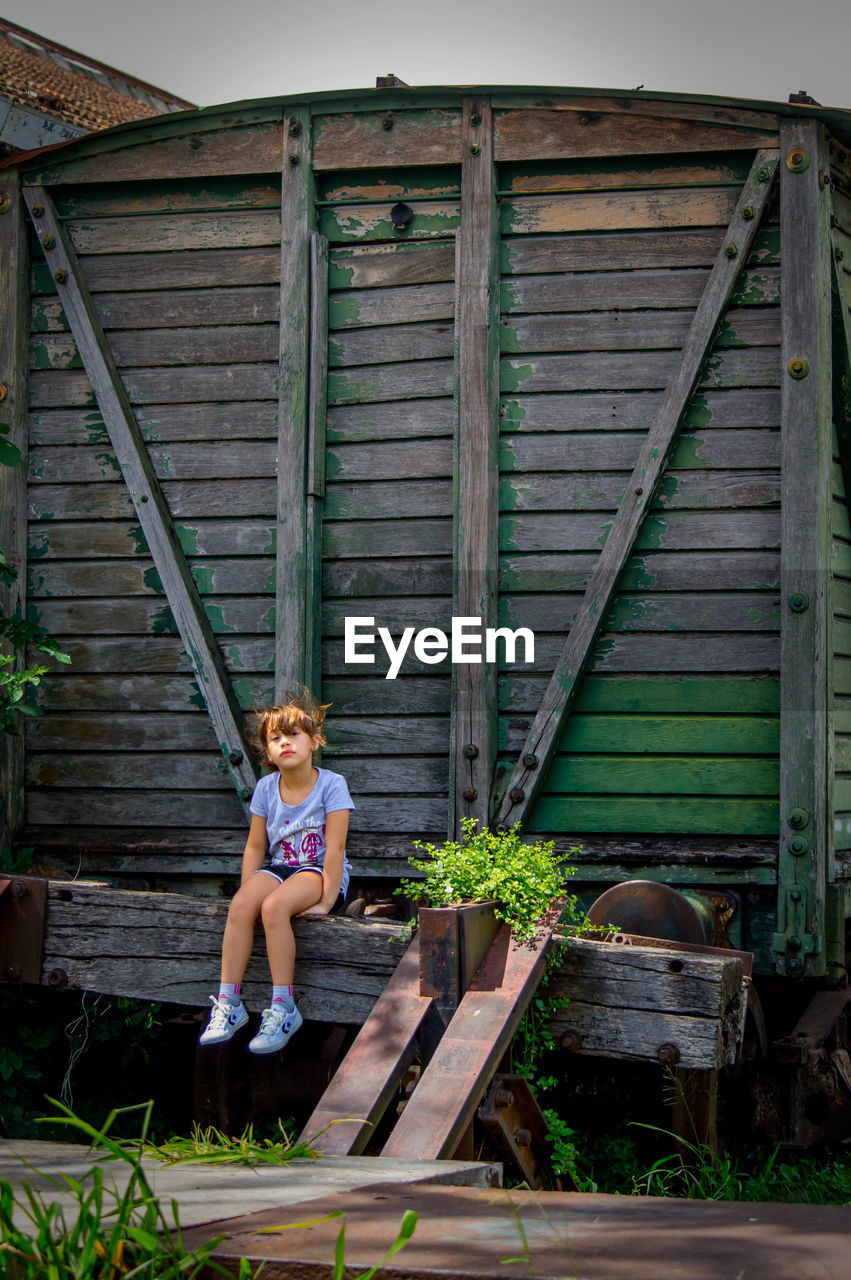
[142, 1120, 316, 1167]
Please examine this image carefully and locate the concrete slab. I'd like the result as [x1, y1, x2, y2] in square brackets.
[182, 1180, 851, 1280]
[0, 1139, 500, 1231]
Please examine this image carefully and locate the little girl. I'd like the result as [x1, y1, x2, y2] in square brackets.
[199, 690, 354, 1055]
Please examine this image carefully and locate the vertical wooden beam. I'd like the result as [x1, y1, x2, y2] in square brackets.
[0, 171, 29, 849]
[305, 233, 328, 700]
[22, 186, 258, 813]
[493, 149, 779, 832]
[775, 122, 833, 977]
[451, 96, 500, 836]
[276, 106, 315, 699]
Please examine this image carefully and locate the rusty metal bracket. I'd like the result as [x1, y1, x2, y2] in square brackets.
[773, 989, 851, 1064]
[478, 1072, 573, 1191]
[0, 876, 47, 983]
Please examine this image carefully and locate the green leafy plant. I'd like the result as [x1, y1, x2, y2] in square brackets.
[0, 1099, 261, 1279]
[142, 1121, 316, 1167]
[399, 819, 580, 945]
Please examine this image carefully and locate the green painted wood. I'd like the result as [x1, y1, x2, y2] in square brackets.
[28, 519, 276, 560]
[44, 634, 272, 675]
[501, 388, 781, 432]
[502, 428, 780, 471]
[60, 210, 281, 256]
[501, 307, 779, 355]
[776, 121, 834, 976]
[499, 510, 780, 554]
[32, 285, 280, 334]
[544, 754, 778, 796]
[32, 674, 271, 714]
[26, 479, 276, 522]
[318, 167, 461, 204]
[29, 364, 278, 409]
[499, 550, 780, 594]
[0, 171, 29, 847]
[31, 323, 279, 371]
[328, 282, 454, 329]
[29, 402, 278, 447]
[501, 268, 780, 315]
[518, 675, 780, 715]
[501, 227, 779, 275]
[29, 441, 277, 485]
[526, 796, 778, 835]
[499, 152, 755, 195]
[319, 203, 460, 244]
[494, 148, 780, 832]
[276, 105, 314, 698]
[328, 241, 455, 291]
[500, 347, 780, 395]
[501, 469, 780, 513]
[32, 247, 280, 296]
[33, 596, 273, 636]
[23, 185, 259, 813]
[28, 558, 274, 599]
[306, 232, 328, 697]
[51, 176, 282, 220]
[451, 97, 500, 835]
[500, 592, 780, 633]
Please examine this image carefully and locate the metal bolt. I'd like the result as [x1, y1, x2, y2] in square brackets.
[240, 787, 253, 801]
[55, 269, 68, 284]
[561, 1031, 581, 1051]
[837, 248, 845, 262]
[5, 964, 21, 980]
[463, 743, 479, 760]
[742, 205, 756, 221]
[229, 750, 244, 766]
[820, 170, 831, 189]
[831, 214, 840, 228]
[190, 137, 202, 150]
[788, 935, 802, 952]
[289, 154, 300, 166]
[789, 807, 809, 829]
[383, 113, 393, 131]
[789, 958, 804, 975]
[787, 357, 809, 380]
[469, 144, 481, 157]
[789, 836, 809, 856]
[496, 823, 509, 834]
[463, 787, 478, 802]
[579, 115, 591, 126]
[523, 754, 538, 770]
[757, 167, 771, 182]
[140, 494, 149, 503]
[657, 1043, 680, 1065]
[11, 880, 29, 899]
[509, 787, 525, 804]
[42, 235, 56, 250]
[635, 485, 643, 495]
[470, 113, 481, 126]
[0, 384, 7, 402]
[31, 204, 44, 217]
[0, 193, 11, 214]
[47, 968, 68, 988]
[725, 244, 738, 259]
[513, 1128, 532, 1148]
[790, 889, 802, 903]
[789, 592, 809, 613]
[289, 120, 302, 137]
[786, 148, 810, 173]
[495, 1089, 514, 1107]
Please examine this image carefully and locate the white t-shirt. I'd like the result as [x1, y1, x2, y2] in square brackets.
[249, 768, 355, 889]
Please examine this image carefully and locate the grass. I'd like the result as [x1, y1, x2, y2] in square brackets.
[141, 1120, 317, 1167]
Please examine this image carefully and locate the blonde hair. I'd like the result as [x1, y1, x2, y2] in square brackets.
[250, 687, 331, 765]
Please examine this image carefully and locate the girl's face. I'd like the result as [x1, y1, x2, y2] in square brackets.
[265, 723, 318, 772]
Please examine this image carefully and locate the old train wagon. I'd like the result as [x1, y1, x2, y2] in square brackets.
[2, 83, 851, 992]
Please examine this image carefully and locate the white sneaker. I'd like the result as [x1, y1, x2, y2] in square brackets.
[248, 1004, 303, 1055]
[199, 996, 249, 1046]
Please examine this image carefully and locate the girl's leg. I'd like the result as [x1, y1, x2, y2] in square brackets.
[260, 871, 324, 986]
[220, 871, 282, 985]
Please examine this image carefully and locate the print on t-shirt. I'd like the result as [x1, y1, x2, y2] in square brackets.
[270, 814, 326, 869]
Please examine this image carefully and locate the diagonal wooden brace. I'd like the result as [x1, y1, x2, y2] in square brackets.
[23, 186, 258, 810]
[493, 148, 780, 831]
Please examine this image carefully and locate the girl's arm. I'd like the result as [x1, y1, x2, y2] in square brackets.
[240, 814, 269, 885]
[298, 808, 350, 916]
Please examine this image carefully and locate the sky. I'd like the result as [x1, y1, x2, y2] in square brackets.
[3, 0, 850, 113]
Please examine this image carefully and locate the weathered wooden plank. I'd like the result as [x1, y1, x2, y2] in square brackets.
[502, 307, 779, 355]
[500, 510, 780, 553]
[501, 592, 780, 633]
[324, 558, 452, 597]
[29, 402, 278, 446]
[323, 518, 452, 558]
[321, 678, 451, 715]
[51, 177, 282, 220]
[29, 441, 278, 485]
[305, 232, 328, 695]
[33, 247, 280, 295]
[501, 347, 780, 395]
[451, 97, 500, 833]
[26, 119, 285, 186]
[511, 710, 779, 755]
[300, 939, 432, 1155]
[776, 122, 833, 977]
[501, 470, 780, 513]
[32, 596, 273, 636]
[329, 281, 454, 329]
[37, 880, 409, 1020]
[545, 936, 746, 1068]
[319, 167, 462, 203]
[502, 187, 740, 236]
[500, 152, 755, 195]
[27, 479, 276, 520]
[499, 551, 780, 594]
[32, 285, 280, 334]
[33, 635, 271, 675]
[0, 170, 29, 847]
[320, 202, 460, 244]
[325, 479, 451, 521]
[329, 241, 455, 290]
[30, 674, 270, 714]
[493, 150, 779, 831]
[501, 388, 781, 432]
[313, 109, 462, 170]
[544, 755, 778, 796]
[276, 105, 313, 697]
[62, 210, 280, 256]
[528, 795, 777, 836]
[323, 596, 453, 634]
[32, 324, 279, 371]
[516, 674, 780, 715]
[328, 358, 468, 404]
[326, 398, 453, 443]
[494, 107, 777, 163]
[502, 227, 779, 275]
[329, 321, 454, 368]
[28, 519, 276, 561]
[501, 267, 781, 315]
[29, 364, 278, 408]
[327, 440, 451, 480]
[492, 92, 779, 133]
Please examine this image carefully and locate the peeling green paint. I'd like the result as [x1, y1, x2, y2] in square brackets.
[327, 337, 345, 367]
[204, 603, 235, 634]
[596, 521, 612, 549]
[635, 517, 664, 551]
[500, 514, 520, 552]
[228, 644, 246, 670]
[142, 565, 163, 593]
[500, 362, 534, 394]
[670, 435, 704, 469]
[93, 451, 120, 477]
[327, 371, 373, 405]
[683, 395, 711, 430]
[620, 555, 654, 591]
[499, 322, 521, 354]
[188, 688, 206, 710]
[499, 280, 519, 313]
[28, 460, 46, 481]
[327, 260, 355, 290]
[176, 525, 199, 556]
[750, 228, 780, 264]
[191, 565, 215, 594]
[733, 270, 779, 306]
[150, 605, 177, 635]
[157, 451, 171, 476]
[27, 534, 49, 560]
[128, 524, 151, 555]
[262, 606, 276, 632]
[500, 399, 527, 427]
[84, 413, 108, 444]
[327, 295, 362, 327]
[714, 319, 745, 350]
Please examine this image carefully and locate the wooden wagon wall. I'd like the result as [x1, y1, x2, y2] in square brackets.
[5, 92, 844, 954]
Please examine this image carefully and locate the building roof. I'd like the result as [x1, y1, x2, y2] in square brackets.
[0, 17, 194, 144]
